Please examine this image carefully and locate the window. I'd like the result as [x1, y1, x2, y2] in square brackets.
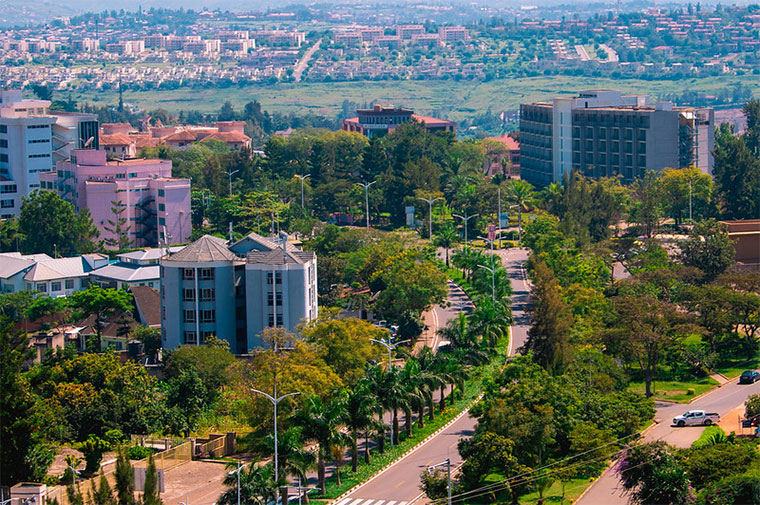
[115, 173, 125, 179]
[65, 279, 74, 289]
[0, 125, 6, 133]
[598, 140, 607, 151]
[267, 292, 283, 306]
[598, 128, 607, 139]
[0, 140, 6, 147]
[50, 281, 61, 291]
[625, 154, 633, 167]
[199, 269, 214, 280]
[158, 203, 165, 211]
[183, 288, 195, 301]
[200, 331, 215, 343]
[0, 200, 13, 208]
[585, 127, 593, 137]
[27, 125, 49, 129]
[128, 172, 138, 178]
[184, 309, 196, 323]
[36, 283, 47, 292]
[585, 140, 593, 151]
[267, 272, 282, 284]
[611, 128, 620, 140]
[158, 218, 165, 225]
[81, 279, 88, 288]
[638, 155, 646, 166]
[183, 331, 197, 344]
[158, 189, 165, 197]
[28, 154, 51, 158]
[200, 288, 215, 302]
[638, 130, 647, 142]
[0, 184, 16, 194]
[0, 154, 7, 162]
[28, 139, 50, 144]
[183, 268, 195, 280]
[638, 142, 646, 154]
[200, 309, 215, 323]
[268, 314, 284, 326]
[624, 129, 633, 141]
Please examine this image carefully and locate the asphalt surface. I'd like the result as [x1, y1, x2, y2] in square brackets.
[336, 248, 531, 505]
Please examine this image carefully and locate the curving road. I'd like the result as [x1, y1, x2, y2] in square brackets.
[332, 248, 531, 505]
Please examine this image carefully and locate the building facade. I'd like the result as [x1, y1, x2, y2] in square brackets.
[519, 90, 714, 187]
[0, 90, 98, 218]
[342, 105, 456, 139]
[39, 149, 191, 247]
[160, 233, 318, 353]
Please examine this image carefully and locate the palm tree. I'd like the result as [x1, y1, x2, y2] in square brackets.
[506, 179, 535, 242]
[415, 347, 443, 422]
[218, 462, 277, 505]
[469, 297, 512, 349]
[434, 224, 458, 267]
[399, 361, 425, 438]
[438, 312, 476, 350]
[257, 427, 315, 505]
[384, 367, 411, 445]
[343, 382, 380, 472]
[364, 365, 390, 454]
[293, 394, 349, 495]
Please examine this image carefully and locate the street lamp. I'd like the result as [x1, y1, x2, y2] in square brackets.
[370, 337, 411, 370]
[178, 496, 190, 505]
[508, 204, 521, 242]
[251, 387, 300, 485]
[294, 174, 310, 209]
[228, 168, 240, 196]
[418, 197, 443, 240]
[228, 461, 243, 505]
[478, 262, 504, 302]
[426, 458, 452, 505]
[67, 464, 78, 490]
[356, 180, 376, 229]
[452, 213, 479, 248]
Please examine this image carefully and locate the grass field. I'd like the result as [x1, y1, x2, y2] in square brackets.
[70, 74, 760, 121]
[715, 355, 760, 379]
[628, 377, 719, 403]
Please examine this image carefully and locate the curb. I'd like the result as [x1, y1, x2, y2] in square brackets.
[330, 395, 482, 504]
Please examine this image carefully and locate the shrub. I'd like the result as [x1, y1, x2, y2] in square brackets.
[127, 445, 154, 460]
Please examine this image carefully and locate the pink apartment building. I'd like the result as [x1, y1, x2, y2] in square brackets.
[40, 149, 191, 248]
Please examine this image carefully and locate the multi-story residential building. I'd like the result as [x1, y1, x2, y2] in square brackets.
[396, 24, 425, 39]
[71, 38, 100, 52]
[0, 251, 108, 296]
[251, 31, 306, 47]
[159, 232, 318, 353]
[0, 90, 99, 218]
[39, 149, 191, 247]
[519, 90, 714, 187]
[438, 26, 469, 43]
[342, 105, 456, 139]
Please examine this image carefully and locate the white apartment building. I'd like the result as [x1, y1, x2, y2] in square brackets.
[0, 90, 98, 218]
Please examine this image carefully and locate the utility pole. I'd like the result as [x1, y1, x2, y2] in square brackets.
[369, 336, 410, 446]
[295, 174, 310, 209]
[228, 168, 240, 196]
[426, 458, 452, 505]
[452, 213, 479, 248]
[689, 178, 693, 224]
[418, 197, 443, 240]
[478, 260, 504, 302]
[356, 180, 376, 229]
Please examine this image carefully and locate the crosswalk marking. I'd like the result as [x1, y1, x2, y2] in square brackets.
[333, 499, 351, 505]
[341, 501, 407, 505]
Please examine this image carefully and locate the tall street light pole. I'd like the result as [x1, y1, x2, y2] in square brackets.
[356, 180, 376, 229]
[228, 168, 240, 196]
[369, 336, 410, 447]
[452, 213, 479, 249]
[478, 262, 504, 302]
[251, 386, 300, 485]
[295, 174, 310, 209]
[426, 458, 452, 505]
[228, 460, 243, 505]
[418, 197, 443, 240]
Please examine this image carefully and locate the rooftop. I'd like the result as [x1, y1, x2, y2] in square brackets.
[163, 235, 238, 263]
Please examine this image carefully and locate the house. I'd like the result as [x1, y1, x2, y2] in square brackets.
[90, 246, 184, 290]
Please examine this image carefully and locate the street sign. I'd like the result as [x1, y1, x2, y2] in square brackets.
[488, 224, 496, 241]
[499, 212, 509, 228]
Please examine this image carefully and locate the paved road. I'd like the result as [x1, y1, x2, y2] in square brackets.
[293, 40, 320, 82]
[578, 372, 760, 503]
[336, 248, 531, 505]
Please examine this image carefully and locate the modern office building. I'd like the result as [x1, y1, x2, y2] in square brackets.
[39, 149, 191, 247]
[160, 232, 318, 353]
[519, 90, 714, 187]
[0, 90, 98, 218]
[341, 105, 456, 139]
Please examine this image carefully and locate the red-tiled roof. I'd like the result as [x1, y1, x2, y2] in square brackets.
[200, 131, 251, 143]
[100, 133, 135, 146]
[486, 134, 519, 151]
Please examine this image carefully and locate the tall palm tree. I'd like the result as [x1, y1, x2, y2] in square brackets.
[415, 346, 443, 422]
[384, 367, 411, 445]
[257, 427, 315, 505]
[400, 360, 425, 438]
[506, 179, 535, 242]
[438, 312, 477, 350]
[218, 461, 277, 505]
[293, 394, 349, 495]
[434, 224, 458, 267]
[343, 382, 380, 472]
[364, 365, 390, 454]
[469, 297, 512, 349]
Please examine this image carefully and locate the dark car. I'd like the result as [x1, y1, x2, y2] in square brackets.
[740, 370, 760, 384]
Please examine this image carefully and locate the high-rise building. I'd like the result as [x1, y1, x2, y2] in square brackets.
[159, 233, 318, 353]
[0, 90, 98, 218]
[39, 149, 191, 248]
[519, 90, 714, 187]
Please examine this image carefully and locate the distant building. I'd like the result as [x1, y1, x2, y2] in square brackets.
[342, 105, 456, 139]
[722, 220, 760, 270]
[485, 134, 520, 177]
[90, 246, 184, 290]
[0, 251, 108, 296]
[39, 149, 191, 248]
[438, 26, 469, 43]
[0, 90, 98, 218]
[160, 232, 318, 353]
[519, 90, 714, 187]
[396, 24, 425, 40]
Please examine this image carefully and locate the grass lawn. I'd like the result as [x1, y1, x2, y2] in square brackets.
[715, 355, 760, 379]
[628, 377, 719, 403]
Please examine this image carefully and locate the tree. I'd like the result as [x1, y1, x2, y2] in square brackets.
[218, 462, 277, 505]
[70, 286, 133, 349]
[92, 471, 116, 505]
[141, 454, 162, 505]
[82, 435, 110, 473]
[19, 190, 101, 256]
[506, 179, 535, 241]
[165, 368, 207, 432]
[630, 171, 663, 238]
[433, 224, 458, 267]
[293, 394, 349, 495]
[458, 431, 521, 492]
[343, 382, 380, 472]
[469, 297, 512, 349]
[115, 449, 135, 505]
[104, 198, 132, 250]
[680, 219, 735, 281]
[130, 326, 161, 362]
[163, 336, 235, 403]
[660, 167, 714, 227]
[712, 123, 760, 220]
[257, 427, 314, 504]
[522, 260, 573, 375]
[617, 441, 692, 505]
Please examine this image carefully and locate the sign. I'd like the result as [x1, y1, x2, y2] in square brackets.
[405, 206, 415, 228]
[499, 212, 509, 228]
[488, 224, 496, 242]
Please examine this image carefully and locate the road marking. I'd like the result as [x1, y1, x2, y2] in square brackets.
[334, 499, 351, 505]
[348, 499, 364, 505]
[450, 442, 458, 448]
[394, 480, 405, 488]
[385, 501, 396, 505]
[362, 500, 375, 505]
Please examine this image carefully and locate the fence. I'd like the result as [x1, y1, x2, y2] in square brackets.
[192, 433, 236, 459]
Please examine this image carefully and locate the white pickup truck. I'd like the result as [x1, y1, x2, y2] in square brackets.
[673, 410, 720, 427]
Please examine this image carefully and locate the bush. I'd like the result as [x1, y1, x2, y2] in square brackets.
[127, 445, 154, 460]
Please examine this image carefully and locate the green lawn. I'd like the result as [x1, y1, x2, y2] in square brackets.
[628, 377, 719, 403]
[715, 356, 760, 379]
[69, 74, 760, 122]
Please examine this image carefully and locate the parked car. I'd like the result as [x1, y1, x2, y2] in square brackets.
[673, 410, 720, 427]
[739, 370, 760, 384]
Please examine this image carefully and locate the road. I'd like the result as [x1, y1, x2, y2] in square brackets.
[575, 44, 590, 61]
[334, 248, 531, 505]
[578, 372, 760, 503]
[293, 40, 320, 82]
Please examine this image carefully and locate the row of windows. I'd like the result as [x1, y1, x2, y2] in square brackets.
[28, 139, 50, 144]
[267, 292, 283, 306]
[573, 140, 646, 154]
[183, 331, 215, 345]
[573, 153, 646, 167]
[27, 124, 49, 130]
[573, 126, 646, 142]
[182, 288, 215, 302]
[0, 184, 16, 194]
[183, 309, 216, 323]
[1, 199, 14, 208]
[182, 268, 215, 280]
[30, 279, 77, 292]
[29, 153, 51, 159]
